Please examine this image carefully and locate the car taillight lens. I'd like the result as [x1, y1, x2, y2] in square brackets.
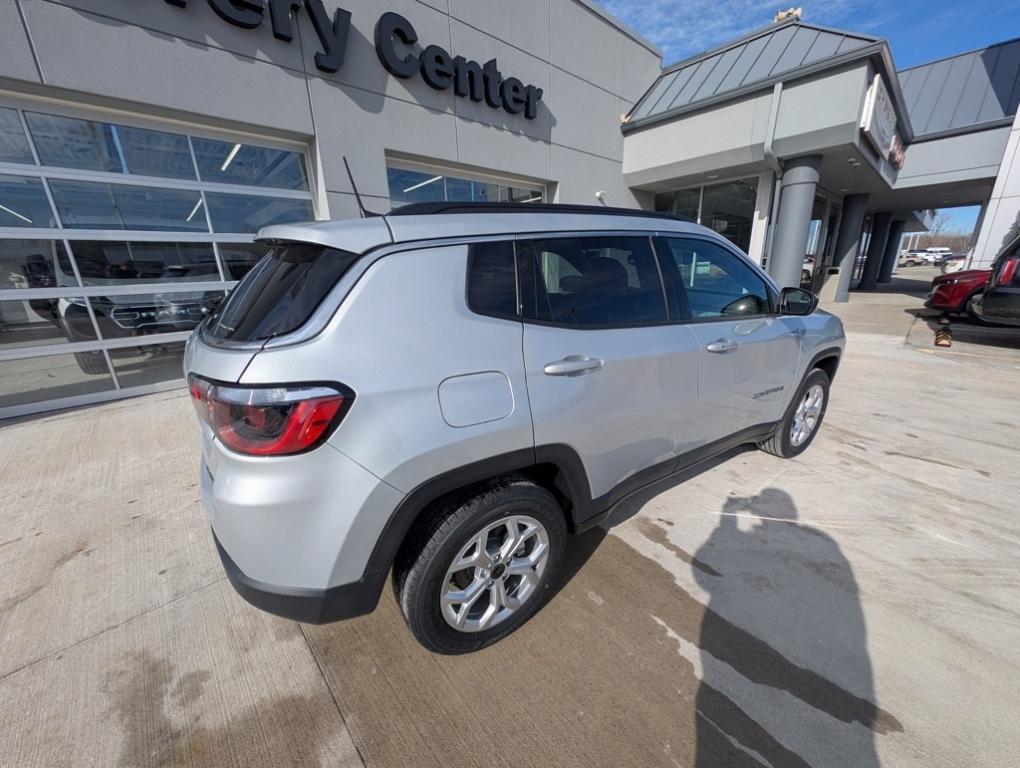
[996, 257, 1019, 287]
[188, 375, 349, 456]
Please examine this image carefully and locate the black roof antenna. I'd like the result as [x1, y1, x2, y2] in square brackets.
[343, 156, 381, 218]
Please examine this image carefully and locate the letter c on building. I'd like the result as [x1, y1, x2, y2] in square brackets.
[375, 12, 419, 79]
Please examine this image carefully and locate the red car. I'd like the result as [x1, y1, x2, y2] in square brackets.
[927, 269, 991, 321]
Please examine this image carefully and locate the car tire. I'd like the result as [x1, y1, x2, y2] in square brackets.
[759, 368, 831, 459]
[965, 296, 995, 326]
[394, 477, 567, 654]
[74, 350, 110, 375]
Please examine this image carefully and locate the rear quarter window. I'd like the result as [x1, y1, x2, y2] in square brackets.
[467, 241, 518, 319]
[204, 243, 358, 342]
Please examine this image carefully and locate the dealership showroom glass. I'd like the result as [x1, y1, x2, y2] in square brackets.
[1, 0, 1019, 418]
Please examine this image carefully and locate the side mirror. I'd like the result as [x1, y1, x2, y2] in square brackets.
[779, 287, 818, 316]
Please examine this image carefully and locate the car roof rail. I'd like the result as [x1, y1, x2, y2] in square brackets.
[387, 201, 694, 223]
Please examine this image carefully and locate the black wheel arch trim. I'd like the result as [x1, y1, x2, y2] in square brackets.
[806, 346, 842, 380]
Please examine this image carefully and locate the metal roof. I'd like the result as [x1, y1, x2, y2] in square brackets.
[899, 37, 1020, 139]
[628, 20, 880, 125]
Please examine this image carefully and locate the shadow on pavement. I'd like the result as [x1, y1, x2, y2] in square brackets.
[297, 480, 902, 767]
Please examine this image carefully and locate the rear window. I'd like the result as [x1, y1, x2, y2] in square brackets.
[204, 243, 359, 342]
[467, 241, 518, 319]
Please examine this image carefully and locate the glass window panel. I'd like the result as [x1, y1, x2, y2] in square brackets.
[205, 192, 313, 234]
[25, 112, 124, 173]
[0, 175, 58, 228]
[467, 241, 517, 319]
[387, 167, 445, 206]
[659, 237, 769, 319]
[508, 187, 542, 203]
[110, 341, 187, 389]
[192, 138, 307, 190]
[89, 290, 223, 340]
[70, 241, 218, 285]
[0, 240, 75, 290]
[0, 351, 114, 409]
[217, 243, 271, 280]
[0, 108, 34, 164]
[0, 297, 98, 350]
[675, 188, 701, 221]
[654, 192, 675, 213]
[518, 236, 667, 327]
[48, 179, 207, 231]
[699, 179, 757, 252]
[114, 125, 195, 179]
[26, 112, 196, 179]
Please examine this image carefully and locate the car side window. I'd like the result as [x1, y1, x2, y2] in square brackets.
[467, 241, 518, 319]
[517, 236, 667, 327]
[657, 237, 770, 320]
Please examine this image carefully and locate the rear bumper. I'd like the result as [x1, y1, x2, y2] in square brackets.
[215, 532, 387, 623]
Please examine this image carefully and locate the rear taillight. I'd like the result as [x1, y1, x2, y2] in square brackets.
[996, 257, 1019, 287]
[188, 375, 350, 456]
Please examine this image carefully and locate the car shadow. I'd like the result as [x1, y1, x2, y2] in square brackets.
[298, 459, 901, 767]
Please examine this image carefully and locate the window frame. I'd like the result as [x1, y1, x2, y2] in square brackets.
[652, 234, 778, 324]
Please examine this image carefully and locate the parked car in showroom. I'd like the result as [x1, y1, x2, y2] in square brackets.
[927, 268, 991, 322]
[185, 201, 845, 653]
[971, 233, 1020, 327]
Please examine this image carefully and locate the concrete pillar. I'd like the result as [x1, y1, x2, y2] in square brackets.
[878, 220, 907, 283]
[858, 211, 892, 291]
[768, 155, 823, 288]
[832, 193, 869, 302]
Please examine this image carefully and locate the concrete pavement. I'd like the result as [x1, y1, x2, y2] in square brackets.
[0, 279, 1017, 767]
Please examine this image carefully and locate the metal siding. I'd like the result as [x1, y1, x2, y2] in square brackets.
[924, 54, 976, 134]
[669, 58, 717, 109]
[834, 35, 869, 55]
[747, 25, 798, 80]
[628, 22, 883, 123]
[717, 35, 770, 91]
[910, 59, 954, 135]
[654, 64, 699, 114]
[771, 27, 820, 74]
[691, 46, 744, 102]
[801, 30, 842, 64]
[949, 53, 992, 129]
[901, 40, 1020, 136]
[631, 74, 675, 119]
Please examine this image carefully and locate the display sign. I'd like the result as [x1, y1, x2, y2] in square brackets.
[163, 1, 543, 119]
[860, 74, 903, 169]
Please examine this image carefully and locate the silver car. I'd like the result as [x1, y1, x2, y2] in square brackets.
[184, 203, 845, 653]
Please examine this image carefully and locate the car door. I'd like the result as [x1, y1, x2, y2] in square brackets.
[982, 238, 1020, 323]
[518, 234, 700, 502]
[656, 236, 801, 447]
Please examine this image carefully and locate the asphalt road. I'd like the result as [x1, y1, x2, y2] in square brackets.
[1, 281, 1018, 767]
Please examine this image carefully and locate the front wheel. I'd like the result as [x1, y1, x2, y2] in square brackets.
[759, 368, 830, 458]
[395, 478, 567, 654]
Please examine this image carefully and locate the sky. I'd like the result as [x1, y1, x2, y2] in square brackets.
[598, 0, 1018, 234]
[598, 0, 1020, 69]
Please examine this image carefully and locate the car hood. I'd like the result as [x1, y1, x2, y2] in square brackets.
[933, 269, 990, 284]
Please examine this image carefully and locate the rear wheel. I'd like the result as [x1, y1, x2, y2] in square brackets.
[760, 368, 830, 458]
[395, 478, 567, 654]
[965, 295, 994, 326]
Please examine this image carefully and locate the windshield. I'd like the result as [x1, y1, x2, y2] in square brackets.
[204, 243, 359, 342]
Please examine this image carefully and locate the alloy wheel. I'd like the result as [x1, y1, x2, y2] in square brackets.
[790, 384, 825, 447]
[440, 515, 550, 633]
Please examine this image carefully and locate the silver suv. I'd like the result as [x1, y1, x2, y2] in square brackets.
[184, 203, 845, 653]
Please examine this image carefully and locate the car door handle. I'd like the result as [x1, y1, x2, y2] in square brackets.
[543, 356, 604, 376]
[706, 339, 739, 353]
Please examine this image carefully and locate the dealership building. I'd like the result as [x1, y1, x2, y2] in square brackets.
[1, 0, 1018, 418]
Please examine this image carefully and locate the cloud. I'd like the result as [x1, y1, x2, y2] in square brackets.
[597, 0, 905, 64]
